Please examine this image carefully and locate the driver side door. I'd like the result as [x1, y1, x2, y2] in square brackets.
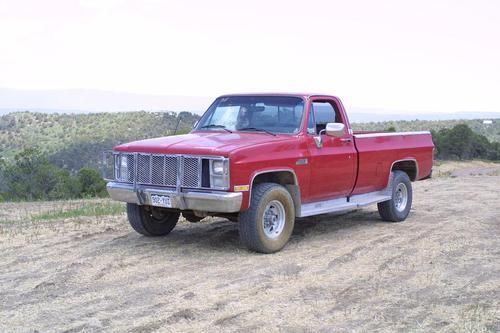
[305, 99, 357, 202]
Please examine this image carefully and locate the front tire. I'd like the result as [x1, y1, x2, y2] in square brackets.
[127, 203, 180, 236]
[239, 183, 295, 253]
[377, 171, 413, 222]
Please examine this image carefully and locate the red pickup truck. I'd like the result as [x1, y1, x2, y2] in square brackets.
[104, 93, 434, 253]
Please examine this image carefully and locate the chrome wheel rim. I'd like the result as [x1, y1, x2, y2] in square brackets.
[394, 183, 408, 212]
[262, 200, 286, 239]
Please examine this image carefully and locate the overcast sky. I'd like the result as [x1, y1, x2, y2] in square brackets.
[0, 0, 499, 113]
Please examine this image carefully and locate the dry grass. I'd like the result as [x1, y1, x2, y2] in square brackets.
[433, 160, 500, 177]
[0, 162, 499, 332]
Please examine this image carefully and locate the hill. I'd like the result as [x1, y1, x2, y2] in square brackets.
[0, 111, 200, 171]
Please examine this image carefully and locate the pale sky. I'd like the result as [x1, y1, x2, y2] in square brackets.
[0, 0, 499, 113]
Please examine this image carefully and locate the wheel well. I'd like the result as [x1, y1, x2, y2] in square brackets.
[391, 160, 417, 181]
[253, 171, 296, 186]
[251, 171, 301, 216]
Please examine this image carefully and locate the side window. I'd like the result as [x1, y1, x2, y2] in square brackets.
[310, 101, 341, 134]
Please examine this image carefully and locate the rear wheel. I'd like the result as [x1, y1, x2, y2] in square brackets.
[127, 203, 180, 236]
[239, 183, 295, 253]
[377, 171, 412, 222]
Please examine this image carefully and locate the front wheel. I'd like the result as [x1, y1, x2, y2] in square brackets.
[239, 183, 295, 253]
[377, 170, 413, 222]
[127, 203, 180, 236]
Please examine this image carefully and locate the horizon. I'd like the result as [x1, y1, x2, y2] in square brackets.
[1, 87, 499, 117]
[1, 88, 499, 123]
[1, 0, 499, 114]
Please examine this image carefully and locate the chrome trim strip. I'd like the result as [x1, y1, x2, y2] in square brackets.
[133, 152, 138, 190]
[197, 157, 202, 188]
[354, 131, 430, 138]
[298, 189, 391, 217]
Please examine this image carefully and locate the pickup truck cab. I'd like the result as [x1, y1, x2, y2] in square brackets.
[104, 93, 434, 253]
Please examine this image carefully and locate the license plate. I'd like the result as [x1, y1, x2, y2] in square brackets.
[150, 194, 172, 208]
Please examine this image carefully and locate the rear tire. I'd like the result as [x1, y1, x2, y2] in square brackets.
[239, 183, 295, 253]
[378, 171, 412, 222]
[127, 203, 180, 236]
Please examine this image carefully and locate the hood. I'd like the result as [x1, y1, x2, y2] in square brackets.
[114, 131, 294, 156]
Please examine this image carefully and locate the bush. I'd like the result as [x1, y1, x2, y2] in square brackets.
[433, 124, 500, 160]
[0, 148, 108, 201]
[78, 168, 107, 198]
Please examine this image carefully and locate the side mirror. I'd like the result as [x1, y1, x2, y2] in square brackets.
[325, 122, 345, 137]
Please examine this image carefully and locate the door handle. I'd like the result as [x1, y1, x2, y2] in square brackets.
[340, 138, 352, 143]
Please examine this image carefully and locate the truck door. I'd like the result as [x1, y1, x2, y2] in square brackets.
[305, 98, 357, 202]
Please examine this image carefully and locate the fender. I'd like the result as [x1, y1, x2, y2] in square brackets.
[239, 168, 300, 211]
[384, 158, 419, 187]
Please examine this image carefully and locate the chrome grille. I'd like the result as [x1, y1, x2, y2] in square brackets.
[113, 153, 205, 189]
[137, 154, 151, 184]
[182, 157, 201, 188]
[164, 156, 178, 186]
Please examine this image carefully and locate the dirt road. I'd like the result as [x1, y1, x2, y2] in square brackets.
[1, 163, 499, 332]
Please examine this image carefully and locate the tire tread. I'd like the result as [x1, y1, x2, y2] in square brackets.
[377, 170, 412, 222]
[126, 203, 179, 236]
[239, 183, 295, 253]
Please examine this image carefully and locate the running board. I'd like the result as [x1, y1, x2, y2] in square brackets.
[299, 190, 391, 217]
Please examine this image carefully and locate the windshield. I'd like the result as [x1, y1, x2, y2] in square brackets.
[195, 96, 305, 134]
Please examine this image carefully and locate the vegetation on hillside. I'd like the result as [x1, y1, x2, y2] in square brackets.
[431, 124, 500, 160]
[351, 118, 500, 143]
[0, 148, 107, 201]
[0, 111, 200, 170]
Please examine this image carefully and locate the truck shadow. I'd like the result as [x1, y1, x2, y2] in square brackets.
[293, 209, 383, 238]
[105, 209, 384, 254]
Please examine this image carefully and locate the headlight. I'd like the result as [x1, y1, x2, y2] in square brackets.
[212, 160, 225, 175]
[209, 159, 229, 189]
[115, 154, 129, 181]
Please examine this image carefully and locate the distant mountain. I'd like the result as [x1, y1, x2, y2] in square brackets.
[0, 88, 499, 121]
[0, 88, 212, 114]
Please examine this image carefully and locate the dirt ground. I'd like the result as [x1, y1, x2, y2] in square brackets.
[1, 162, 499, 332]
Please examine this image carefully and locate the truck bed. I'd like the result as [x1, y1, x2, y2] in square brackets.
[351, 131, 434, 195]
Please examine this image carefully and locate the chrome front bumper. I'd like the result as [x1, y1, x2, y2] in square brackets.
[106, 182, 242, 213]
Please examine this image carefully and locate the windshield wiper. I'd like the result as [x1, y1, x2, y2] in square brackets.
[199, 124, 232, 133]
[238, 127, 276, 136]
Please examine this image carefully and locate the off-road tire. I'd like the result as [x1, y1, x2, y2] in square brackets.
[127, 203, 180, 236]
[239, 183, 295, 253]
[378, 171, 413, 222]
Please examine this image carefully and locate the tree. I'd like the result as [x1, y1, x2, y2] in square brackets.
[5, 148, 57, 200]
[49, 169, 82, 200]
[78, 168, 107, 198]
[433, 124, 497, 161]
